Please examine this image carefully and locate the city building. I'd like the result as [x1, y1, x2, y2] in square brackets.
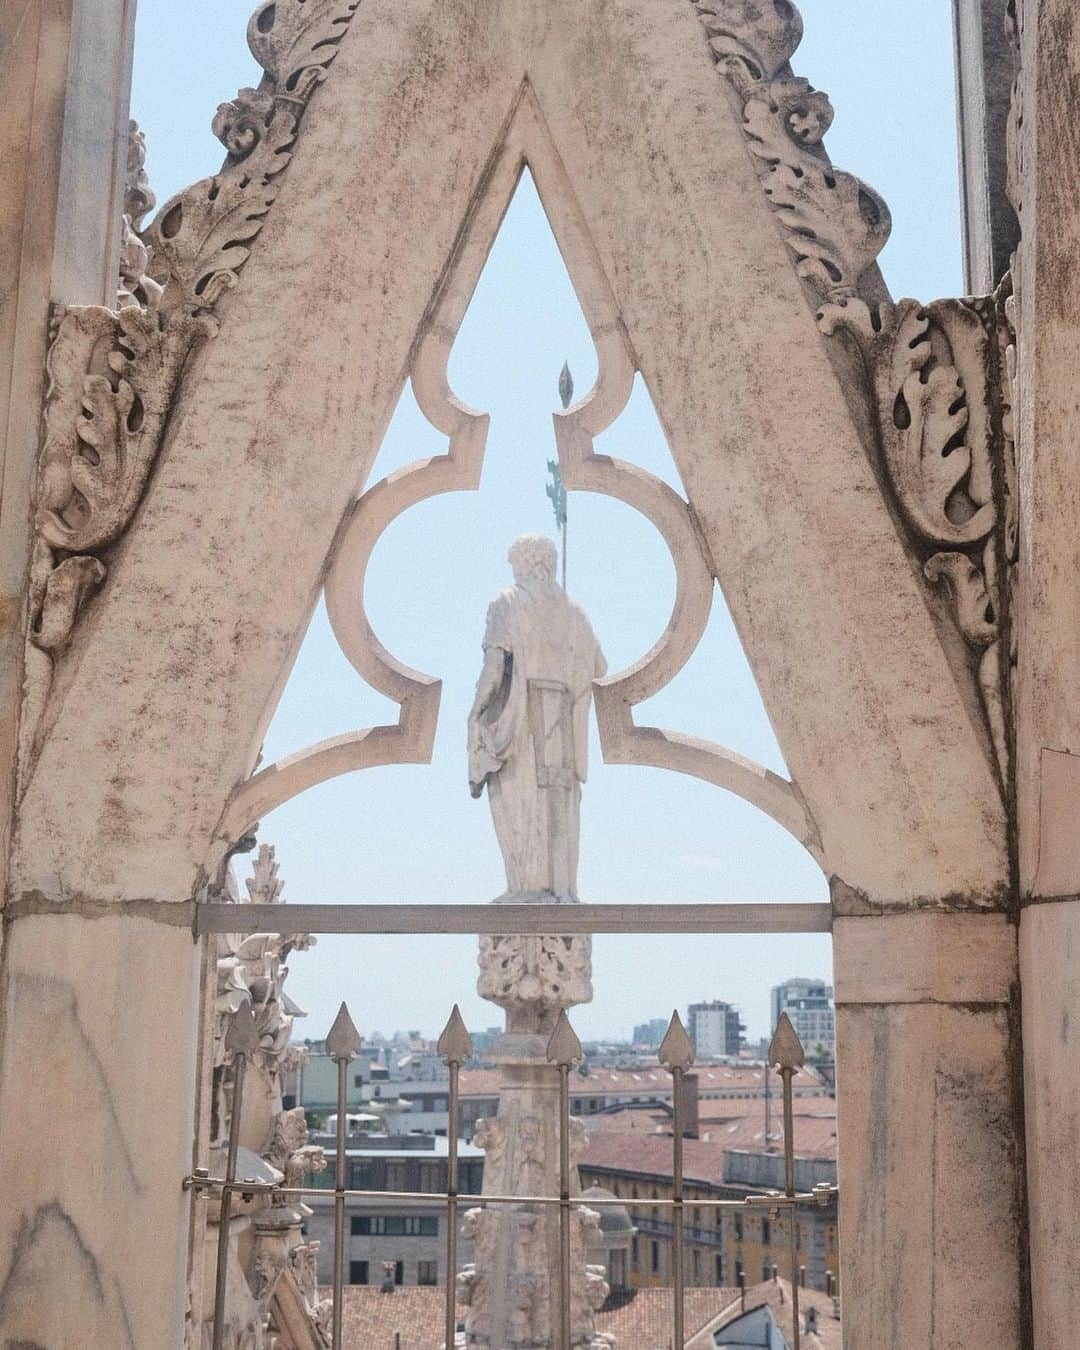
[633, 1018, 670, 1047]
[304, 1132, 484, 1286]
[578, 1105, 840, 1295]
[771, 980, 836, 1060]
[687, 1001, 746, 1059]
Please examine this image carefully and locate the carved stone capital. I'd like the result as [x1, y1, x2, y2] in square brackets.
[477, 931, 593, 1026]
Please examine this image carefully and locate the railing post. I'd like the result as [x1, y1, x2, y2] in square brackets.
[769, 1013, 806, 1350]
[326, 1001, 363, 1350]
[438, 1005, 474, 1350]
[211, 1000, 258, 1350]
[547, 1010, 583, 1350]
[659, 1010, 694, 1350]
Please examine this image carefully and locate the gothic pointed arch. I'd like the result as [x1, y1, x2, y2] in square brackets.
[12, 0, 1007, 912]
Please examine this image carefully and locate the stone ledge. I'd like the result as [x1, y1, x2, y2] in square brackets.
[830, 875, 1011, 915]
[4, 892, 196, 928]
[833, 910, 1016, 1005]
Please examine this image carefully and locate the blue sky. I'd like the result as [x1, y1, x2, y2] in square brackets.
[131, 2, 963, 1044]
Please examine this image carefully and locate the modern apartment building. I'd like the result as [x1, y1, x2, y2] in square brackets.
[687, 1000, 746, 1058]
[771, 979, 835, 1059]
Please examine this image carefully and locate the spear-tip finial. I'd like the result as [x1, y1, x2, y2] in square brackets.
[326, 1001, 364, 1062]
[225, 999, 259, 1057]
[437, 1004, 474, 1065]
[546, 1009, 583, 1067]
[768, 1012, 806, 1071]
[558, 361, 574, 410]
[658, 1009, 695, 1071]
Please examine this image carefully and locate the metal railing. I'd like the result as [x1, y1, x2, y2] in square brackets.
[187, 900, 835, 1350]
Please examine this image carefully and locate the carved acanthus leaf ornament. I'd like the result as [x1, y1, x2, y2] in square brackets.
[820, 292, 1018, 781]
[20, 0, 359, 790]
[693, 2, 1016, 785]
[693, 0, 891, 298]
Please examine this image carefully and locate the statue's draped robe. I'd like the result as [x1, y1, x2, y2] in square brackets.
[469, 579, 606, 897]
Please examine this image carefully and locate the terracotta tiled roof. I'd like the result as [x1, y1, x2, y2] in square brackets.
[716, 1280, 843, 1350]
[580, 1109, 838, 1183]
[338, 1285, 447, 1348]
[597, 1286, 741, 1346]
[336, 1280, 841, 1348]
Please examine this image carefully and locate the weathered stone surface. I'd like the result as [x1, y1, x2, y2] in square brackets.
[1011, 1, 1080, 1340]
[0, 913, 200, 1349]
[1019, 901, 1080, 1350]
[833, 912, 1015, 1005]
[835, 1000, 1022, 1350]
[12, 0, 1005, 911]
[0, 0, 135, 896]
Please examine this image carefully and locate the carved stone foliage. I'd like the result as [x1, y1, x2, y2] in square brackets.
[118, 120, 160, 309]
[145, 0, 359, 315]
[819, 293, 1018, 781]
[19, 0, 359, 792]
[692, 0, 891, 298]
[477, 932, 593, 1022]
[689, 4, 1017, 785]
[206, 844, 329, 1350]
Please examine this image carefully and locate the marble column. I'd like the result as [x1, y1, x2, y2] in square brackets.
[951, 0, 1021, 290]
[1012, 0, 1080, 1342]
[832, 904, 1023, 1349]
[0, 0, 136, 887]
[458, 897, 610, 1349]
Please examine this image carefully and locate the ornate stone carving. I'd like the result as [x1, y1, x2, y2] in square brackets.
[692, 0, 891, 298]
[819, 294, 1018, 780]
[20, 0, 359, 793]
[201, 844, 329, 1349]
[145, 0, 359, 315]
[478, 931, 593, 1028]
[118, 120, 161, 309]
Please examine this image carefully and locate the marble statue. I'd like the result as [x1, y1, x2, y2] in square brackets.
[464, 539, 613, 1349]
[468, 534, 606, 899]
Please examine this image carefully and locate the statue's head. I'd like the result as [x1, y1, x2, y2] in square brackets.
[508, 534, 557, 585]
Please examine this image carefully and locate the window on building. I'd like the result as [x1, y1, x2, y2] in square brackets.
[715, 1254, 723, 1285]
[350, 1215, 369, 1235]
[350, 1161, 374, 1190]
[734, 1213, 743, 1241]
[650, 1241, 659, 1273]
[349, 1261, 369, 1285]
[386, 1162, 408, 1191]
[763, 1263, 772, 1282]
[417, 1260, 437, 1286]
[394, 1260, 404, 1286]
[762, 1217, 771, 1245]
[418, 1163, 442, 1193]
[693, 1249, 701, 1282]
[353, 1073, 363, 1087]
[735, 1258, 744, 1286]
[631, 1237, 639, 1266]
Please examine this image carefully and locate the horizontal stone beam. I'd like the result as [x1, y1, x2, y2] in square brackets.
[194, 901, 832, 936]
